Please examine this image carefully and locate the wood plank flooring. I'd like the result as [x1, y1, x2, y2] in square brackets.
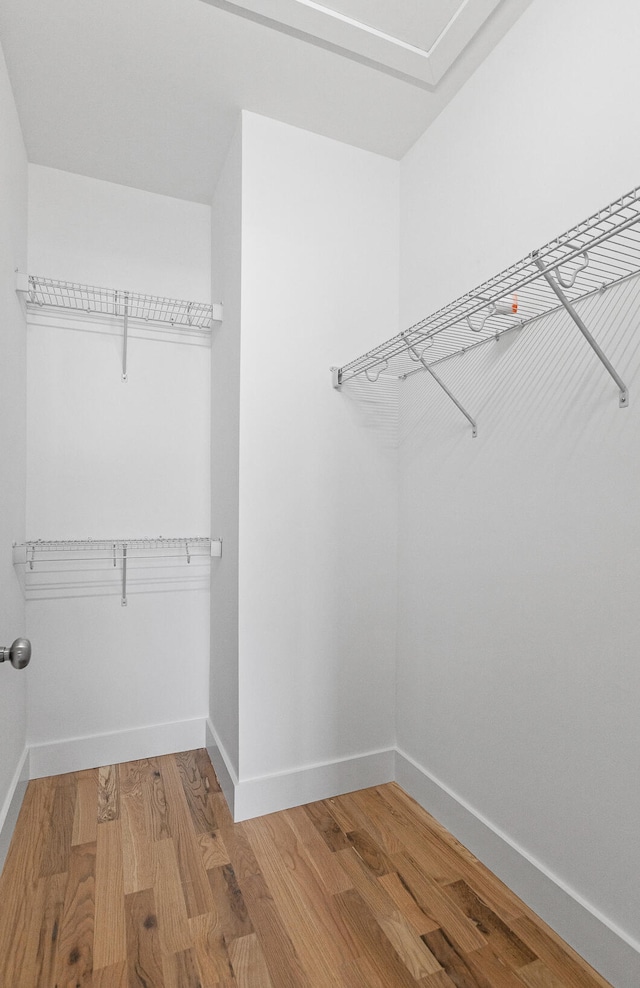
[0, 749, 613, 987]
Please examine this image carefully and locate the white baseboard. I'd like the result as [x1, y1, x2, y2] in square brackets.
[0, 747, 29, 872]
[205, 721, 395, 823]
[234, 747, 395, 823]
[206, 719, 237, 818]
[29, 717, 207, 779]
[395, 748, 640, 988]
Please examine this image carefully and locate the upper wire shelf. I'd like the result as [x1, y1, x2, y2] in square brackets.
[22, 276, 216, 329]
[333, 185, 640, 389]
[13, 536, 214, 558]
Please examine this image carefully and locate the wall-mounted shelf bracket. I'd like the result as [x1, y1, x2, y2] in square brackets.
[120, 291, 129, 383]
[533, 253, 629, 408]
[404, 337, 477, 437]
[121, 545, 128, 606]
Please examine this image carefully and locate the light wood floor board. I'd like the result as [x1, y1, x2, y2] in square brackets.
[0, 750, 615, 987]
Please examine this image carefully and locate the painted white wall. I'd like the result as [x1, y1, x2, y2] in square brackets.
[27, 165, 210, 300]
[210, 121, 242, 777]
[237, 112, 399, 782]
[0, 39, 28, 828]
[25, 310, 211, 538]
[397, 0, 640, 979]
[25, 168, 211, 765]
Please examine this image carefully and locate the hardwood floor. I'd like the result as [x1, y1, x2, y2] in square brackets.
[0, 749, 613, 987]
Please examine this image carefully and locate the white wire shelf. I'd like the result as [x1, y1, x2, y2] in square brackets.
[17, 275, 222, 381]
[13, 536, 216, 561]
[332, 185, 640, 412]
[12, 537, 222, 604]
[20, 276, 218, 329]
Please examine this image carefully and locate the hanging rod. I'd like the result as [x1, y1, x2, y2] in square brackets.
[332, 184, 640, 410]
[13, 537, 222, 606]
[16, 275, 223, 382]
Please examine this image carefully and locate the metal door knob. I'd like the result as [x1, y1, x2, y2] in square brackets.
[0, 638, 31, 670]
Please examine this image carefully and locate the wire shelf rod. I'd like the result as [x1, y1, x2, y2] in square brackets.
[333, 183, 640, 390]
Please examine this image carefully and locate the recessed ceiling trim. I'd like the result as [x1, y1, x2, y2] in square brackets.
[201, 0, 503, 87]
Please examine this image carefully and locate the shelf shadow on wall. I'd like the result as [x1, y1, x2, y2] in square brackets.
[398, 274, 640, 457]
[339, 374, 399, 449]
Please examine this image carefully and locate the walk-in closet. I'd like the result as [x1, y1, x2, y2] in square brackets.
[0, 1, 639, 985]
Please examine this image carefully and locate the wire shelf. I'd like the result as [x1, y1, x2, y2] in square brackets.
[25, 276, 214, 330]
[334, 185, 640, 385]
[14, 536, 211, 554]
[12, 537, 219, 603]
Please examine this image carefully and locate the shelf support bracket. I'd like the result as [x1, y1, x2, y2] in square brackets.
[122, 292, 129, 383]
[121, 545, 128, 606]
[404, 339, 477, 437]
[533, 253, 628, 408]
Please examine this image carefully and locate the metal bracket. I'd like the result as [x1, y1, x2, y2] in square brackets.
[555, 251, 589, 289]
[121, 544, 128, 606]
[533, 253, 629, 408]
[15, 271, 29, 295]
[404, 338, 477, 437]
[364, 360, 389, 383]
[331, 367, 342, 389]
[122, 292, 129, 383]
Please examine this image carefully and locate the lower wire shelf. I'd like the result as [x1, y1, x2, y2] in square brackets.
[12, 537, 222, 604]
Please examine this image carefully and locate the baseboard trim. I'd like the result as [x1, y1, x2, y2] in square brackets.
[29, 717, 207, 779]
[395, 748, 640, 988]
[232, 747, 396, 823]
[205, 719, 238, 819]
[0, 747, 29, 872]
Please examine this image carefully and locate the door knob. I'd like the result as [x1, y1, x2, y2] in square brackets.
[0, 638, 31, 669]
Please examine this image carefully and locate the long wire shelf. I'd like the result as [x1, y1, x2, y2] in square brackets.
[12, 537, 222, 605]
[332, 185, 640, 409]
[13, 536, 215, 560]
[18, 275, 222, 381]
[21, 276, 217, 329]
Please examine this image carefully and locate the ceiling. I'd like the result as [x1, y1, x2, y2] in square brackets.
[0, 0, 531, 204]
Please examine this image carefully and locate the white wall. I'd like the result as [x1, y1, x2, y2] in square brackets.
[26, 167, 212, 772]
[397, 1, 640, 983]
[28, 165, 210, 299]
[0, 39, 28, 849]
[235, 113, 399, 803]
[210, 121, 242, 781]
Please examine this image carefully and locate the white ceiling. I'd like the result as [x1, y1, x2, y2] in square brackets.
[0, 0, 531, 204]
